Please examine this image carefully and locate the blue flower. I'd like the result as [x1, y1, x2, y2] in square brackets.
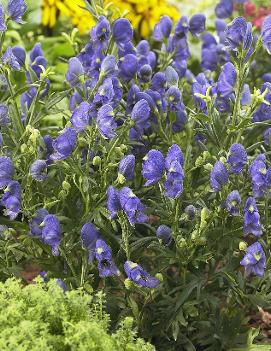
[66, 58, 84, 87]
[215, 0, 233, 19]
[138, 64, 152, 83]
[97, 104, 117, 139]
[249, 154, 268, 198]
[153, 15, 172, 41]
[124, 261, 160, 288]
[225, 17, 253, 53]
[41, 214, 61, 256]
[241, 84, 251, 105]
[210, 161, 229, 192]
[29, 208, 49, 237]
[81, 223, 100, 263]
[119, 54, 138, 81]
[29, 43, 47, 79]
[30, 160, 47, 181]
[0, 4, 6, 31]
[142, 149, 165, 186]
[7, 0, 27, 23]
[0, 156, 14, 188]
[261, 16, 271, 54]
[0, 104, 10, 126]
[166, 86, 182, 111]
[119, 187, 148, 225]
[95, 239, 120, 278]
[0, 132, 3, 147]
[107, 186, 121, 219]
[264, 128, 271, 145]
[112, 18, 133, 44]
[156, 225, 172, 246]
[56, 279, 67, 292]
[240, 242, 266, 277]
[225, 190, 241, 216]
[100, 55, 117, 78]
[165, 144, 184, 169]
[70, 101, 93, 132]
[2, 47, 21, 70]
[217, 62, 237, 98]
[243, 197, 262, 237]
[165, 66, 179, 86]
[253, 83, 271, 122]
[50, 127, 77, 161]
[164, 163, 184, 199]
[118, 155, 135, 181]
[1, 181, 21, 220]
[227, 143, 247, 174]
[91, 16, 110, 49]
[189, 14, 206, 36]
[151, 72, 166, 95]
[131, 99, 151, 135]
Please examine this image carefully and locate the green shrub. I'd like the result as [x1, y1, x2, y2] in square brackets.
[0, 278, 154, 351]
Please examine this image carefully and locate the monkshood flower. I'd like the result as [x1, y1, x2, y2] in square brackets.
[30, 160, 47, 182]
[136, 40, 156, 69]
[7, 0, 27, 23]
[165, 66, 179, 86]
[165, 144, 184, 169]
[29, 208, 49, 237]
[227, 143, 247, 174]
[118, 155, 135, 182]
[2, 47, 21, 70]
[243, 197, 262, 237]
[100, 55, 117, 78]
[107, 186, 121, 219]
[189, 14, 206, 37]
[249, 154, 269, 198]
[151, 72, 166, 95]
[119, 187, 148, 225]
[192, 73, 213, 113]
[41, 214, 61, 256]
[118, 54, 138, 82]
[261, 16, 271, 54]
[166, 86, 182, 111]
[138, 64, 152, 83]
[156, 225, 172, 246]
[225, 190, 241, 216]
[112, 18, 133, 45]
[217, 62, 237, 98]
[264, 128, 271, 145]
[173, 107, 187, 133]
[56, 279, 67, 292]
[164, 163, 184, 199]
[153, 15, 172, 41]
[215, 0, 233, 19]
[29, 43, 47, 79]
[0, 132, 3, 147]
[81, 223, 100, 263]
[43, 135, 54, 161]
[240, 242, 266, 277]
[241, 84, 251, 105]
[201, 34, 218, 71]
[97, 104, 117, 139]
[0, 104, 10, 126]
[174, 16, 189, 38]
[12, 46, 26, 67]
[70, 101, 93, 132]
[50, 127, 77, 161]
[124, 261, 160, 288]
[0, 156, 14, 188]
[0, 4, 6, 31]
[142, 150, 165, 186]
[66, 57, 84, 87]
[210, 161, 229, 192]
[225, 17, 253, 54]
[185, 205, 197, 220]
[95, 239, 120, 278]
[131, 99, 151, 135]
[91, 16, 110, 49]
[1, 181, 21, 220]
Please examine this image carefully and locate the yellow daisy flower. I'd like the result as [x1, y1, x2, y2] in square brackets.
[42, 0, 180, 36]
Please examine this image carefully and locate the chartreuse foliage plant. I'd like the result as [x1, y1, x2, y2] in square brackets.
[0, 278, 154, 351]
[2, 0, 271, 350]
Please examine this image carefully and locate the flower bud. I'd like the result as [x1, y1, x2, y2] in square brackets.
[239, 241, 247, 251]
[204, 163, 213, 171]
[62, 180, 71, 191]
[155, 273, 163, 282]
[117, 173, 126, 184]
[20, 143, 27, 153]
[92, 156, 101, 166]
[124, 278, 133, 290]
[185, 205, 196, 220]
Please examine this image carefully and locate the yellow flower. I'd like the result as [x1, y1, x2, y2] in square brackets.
[42, 0, 180, 36]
